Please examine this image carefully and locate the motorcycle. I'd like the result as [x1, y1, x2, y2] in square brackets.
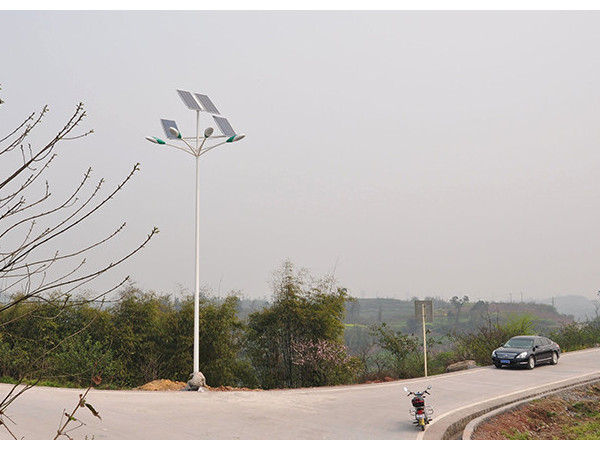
[404, 385, 433, 431]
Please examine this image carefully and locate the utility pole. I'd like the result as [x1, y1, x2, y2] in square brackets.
[414, 300, 433, 378]
[422, 302, 427, 377]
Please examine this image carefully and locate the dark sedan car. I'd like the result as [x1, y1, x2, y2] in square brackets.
[492, 335, 561, 369]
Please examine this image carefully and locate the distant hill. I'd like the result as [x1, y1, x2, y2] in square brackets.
[343, 297, 575, 333]
[236, 296, 581, 357]
[236, 295, 594, 330]
[532, 295, 598, 322]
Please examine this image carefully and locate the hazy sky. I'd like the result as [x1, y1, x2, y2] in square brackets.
[1, 7, 599, 302]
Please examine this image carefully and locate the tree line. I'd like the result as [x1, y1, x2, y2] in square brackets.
[3, 261, 599, 391]
[0, 262, 359, 389]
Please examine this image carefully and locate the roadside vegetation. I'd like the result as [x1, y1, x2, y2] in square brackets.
[2, 271, 599, 390]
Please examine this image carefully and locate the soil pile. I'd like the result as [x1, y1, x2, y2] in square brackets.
[136, 379, 187, 391]
[136, 379, 261, 392]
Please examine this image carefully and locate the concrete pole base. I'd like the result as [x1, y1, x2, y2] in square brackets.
[183, 371, 206, 391]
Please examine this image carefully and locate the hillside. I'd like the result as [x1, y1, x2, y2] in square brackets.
[237, 297, 578, 334]
[534, 295, 598, 321]
[344, 297, 574, 331]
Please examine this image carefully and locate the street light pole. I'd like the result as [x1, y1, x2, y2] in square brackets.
[146, 90, 245, 386]
[194, 152, 201, 374]
[193, 109, 201, 375]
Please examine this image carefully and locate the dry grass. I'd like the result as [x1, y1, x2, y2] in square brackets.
[472, 383, 600, 440]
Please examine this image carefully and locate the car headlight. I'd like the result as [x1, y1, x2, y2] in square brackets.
[492, 350, 497, 357]
[517, 351, 528, 358]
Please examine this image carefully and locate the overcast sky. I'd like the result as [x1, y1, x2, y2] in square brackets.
[1, 6, 599, 302]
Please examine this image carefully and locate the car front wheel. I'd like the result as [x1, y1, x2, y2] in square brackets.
[527, 356, 536, 370]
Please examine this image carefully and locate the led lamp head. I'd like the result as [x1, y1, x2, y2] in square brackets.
[146, 136, 166, 145]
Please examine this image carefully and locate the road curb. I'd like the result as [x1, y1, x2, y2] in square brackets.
[422, 372, 600, 440]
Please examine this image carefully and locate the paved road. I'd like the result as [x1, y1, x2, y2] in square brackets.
[1, 347, 599, 440]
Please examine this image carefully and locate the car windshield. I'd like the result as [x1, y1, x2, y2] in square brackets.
[504, 338, 534, 349]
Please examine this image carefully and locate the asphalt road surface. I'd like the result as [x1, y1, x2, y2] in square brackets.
[1, 347, 599, 440]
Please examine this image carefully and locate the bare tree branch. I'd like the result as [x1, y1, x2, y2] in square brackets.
[0, 90, 158, 438]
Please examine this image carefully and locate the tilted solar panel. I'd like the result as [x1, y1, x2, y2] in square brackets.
[160, 119, 180, 139]
[177, 89, 202, 110]
[212, 116, 236, 137]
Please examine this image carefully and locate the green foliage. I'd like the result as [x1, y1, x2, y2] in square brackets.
[563, 421, 600, 440]
[109, 288, 175, 386]
[197, 295, 247, 387]
[502, 428, 533, 440]
[502, 313, 535, 336]
[50, 336, 121, 386]
[0, 339, 33, 380]
[291, 339, 362, 387]
[562, 398, 600, 439]
[427, 350, 459, 374]
[450, 313, 535, 365]
[549, 318, 600, 351]
[4, 267, 600, 391]
[368, 323, 421, 378]
[0, 287, 250, 389]
[245, 261, 357, 388]
[107, 288, 248, 387]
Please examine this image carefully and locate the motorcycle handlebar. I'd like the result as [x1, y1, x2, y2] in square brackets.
[406, 390, 430, 396]
[404, 386, 432, 396]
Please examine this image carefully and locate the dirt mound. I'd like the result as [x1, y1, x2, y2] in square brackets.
[136, 379, 187, 391]
[207, 385, 262, 392]
[136, 379, 262, 392]
[365, 377, 396, 384]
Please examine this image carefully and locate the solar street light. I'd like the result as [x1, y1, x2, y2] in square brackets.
[146, 90, 245, 384]
[145, 136, 165, 145]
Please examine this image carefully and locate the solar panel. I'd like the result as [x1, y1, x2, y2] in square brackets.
[212, 116, 236, 137]
[194, 93, 220, 115]
[177, 89, 202, 110]
[160, 119, 180, 139]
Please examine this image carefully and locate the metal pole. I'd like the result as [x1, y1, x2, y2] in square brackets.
[193, 111, 201, 375]
[422, 303, 428, 378]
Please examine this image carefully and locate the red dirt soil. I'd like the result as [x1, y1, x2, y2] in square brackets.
[136, 379, 261, 392]
[471, 382, 600, 440]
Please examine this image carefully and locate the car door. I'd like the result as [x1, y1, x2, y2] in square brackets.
[534, 337, 550, 362]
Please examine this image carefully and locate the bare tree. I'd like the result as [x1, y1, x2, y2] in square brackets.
[0, 87, 158, 438]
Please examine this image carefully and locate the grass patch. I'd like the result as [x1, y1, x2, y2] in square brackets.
[563, 420, 600, 440]
[569, 401, 597, 417]
[502, 428, 532, 440]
